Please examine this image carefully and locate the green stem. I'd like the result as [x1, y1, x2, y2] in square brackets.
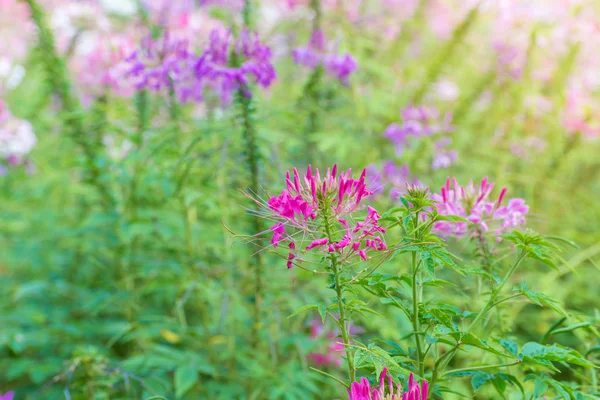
[467, 251, 527, 333]
[430, 251, 527, 391]
[236, 88, 264, 349]
[323, 207, 355, 383]
[22, 0, 112, 205]
[412, 251, 424, 377]
[442, 361, 520, 377]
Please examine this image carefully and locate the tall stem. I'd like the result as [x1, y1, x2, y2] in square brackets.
[430, 251, 527, 390]
[467, 251, 526, 332]
[412, 252, 424, 377]
[323, 207, 355, 383]
[22, 0, 112, 205]
[236, 89, 264, 349]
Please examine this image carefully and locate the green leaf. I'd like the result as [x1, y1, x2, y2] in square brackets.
[514, 282, 568, 317]
[471, 371, 492, 391]
[496, 338, 519, 357]
[448, 332, 510, 357]
[318, 305, 327, 323]
[288, 304, 319, 319]
[175, 365, 198, 398]
[521, 342, 594, 369]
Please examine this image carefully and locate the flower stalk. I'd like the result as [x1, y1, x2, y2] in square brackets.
[322, 198, 356, 383]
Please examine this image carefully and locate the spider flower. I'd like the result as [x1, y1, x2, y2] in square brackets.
[431, 177, 529, 239]
[124, 31, 199, 102]
[261, 164, 386, 268]
[348, 368, 429, 400]
[195, 28, 277, 105]
[293, 30, 358, 84]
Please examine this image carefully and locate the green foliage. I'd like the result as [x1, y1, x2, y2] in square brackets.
[2, 0, 600, 399]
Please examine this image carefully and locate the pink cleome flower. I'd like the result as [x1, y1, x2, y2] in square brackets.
[431, 177, 529, 239]
[348, 368, 429, 400]
[265, 164, 387, 268]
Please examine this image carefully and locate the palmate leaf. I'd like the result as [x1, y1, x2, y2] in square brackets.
[423, 304, 460, 331]
[502, 230, 565, 270]
[521, 342, 595, 369]
[447, 371, 524, 396]
[447, 332, 512, 358]
[353, 344, 412, 377]
[514, 282, 568, 317]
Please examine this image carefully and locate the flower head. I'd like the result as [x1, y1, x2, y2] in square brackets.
[195, 28, 276, 104]
[124, 31, 199, 102]
[431, 177, 529, 239]
[348, 369, 429, 400]
[293, 30, 358, 84]
[259, 164, 387, 268]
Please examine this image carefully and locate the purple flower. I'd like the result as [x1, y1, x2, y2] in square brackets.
[383, 105, 457, 172]
[0, 392, 14, 400]
[293, 30, 358, 84]
[123, 31, 199, 102]
[195, 29, 276, 105]
[366, 161, 419, 200]
[432, 138, 458, 170]
[324, 53, 358, 85]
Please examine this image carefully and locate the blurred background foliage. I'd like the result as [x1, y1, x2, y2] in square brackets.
[1, 0, 599, 398]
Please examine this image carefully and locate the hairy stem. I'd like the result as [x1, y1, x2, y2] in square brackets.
[22, 0, 112, 205]
[236, 89, 264, 349]
[412, 251, 424, 377]
[323, 205, 356, 383]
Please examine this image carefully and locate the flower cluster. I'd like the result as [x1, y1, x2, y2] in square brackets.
[0, 101, 36, 174]
[195, 29, 277, 104]
[124, 32, 199, 102]
[265, 165, 387, 268]
[293, 30, 358, 84]
[431, 177, 529, 239]
[366, 161, 420, 200]
[385, 105, 455, 164]
[122, 28, 276, 105]
[348, 369, 429, 400]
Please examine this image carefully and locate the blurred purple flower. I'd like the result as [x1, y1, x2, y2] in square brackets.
[123, 31, 199, 102]
[385, 105, 454, 157]
[293, 30, 358, 84]
[366, 161, 420, 200]
[0, 391, 14, 400]
[195, 29, 276, 105]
